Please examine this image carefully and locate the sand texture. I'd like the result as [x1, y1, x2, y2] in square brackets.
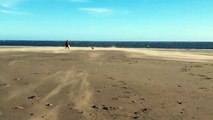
[0, 47, 213, 120]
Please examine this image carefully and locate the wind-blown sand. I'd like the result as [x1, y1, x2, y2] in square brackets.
[0, 47, 213, 120]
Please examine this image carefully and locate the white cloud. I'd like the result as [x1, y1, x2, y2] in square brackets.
[79, 8, 113, 14]
[0, 0, 28, 15]
[0, 9, 27, 15]
[0, 0, 24, 8]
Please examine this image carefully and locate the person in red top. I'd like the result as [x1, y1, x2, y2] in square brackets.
[65, 40, 70, 49]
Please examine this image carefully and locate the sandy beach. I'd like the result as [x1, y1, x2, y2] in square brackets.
[0, 47, 213, 120]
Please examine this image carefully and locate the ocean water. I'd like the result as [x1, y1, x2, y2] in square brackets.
[0, 40, 213, 49]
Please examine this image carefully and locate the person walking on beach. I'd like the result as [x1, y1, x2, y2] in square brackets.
[65, 40, 70, 49]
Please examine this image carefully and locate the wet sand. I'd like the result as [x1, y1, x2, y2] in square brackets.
[0, 47, 213, 120]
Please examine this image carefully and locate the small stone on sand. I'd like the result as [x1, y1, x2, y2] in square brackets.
[46, 103, 53, 106]
[133, 116, 140, 119]
[132, 100, 137, 103]
[177, 101, 182, 105]
[28, 96, 36, 99]
[0, 83, 7, 86]
[13, 106, 24, 110]
[96, 90, 102, 93]
[14, 78, 22, 81]
[102, 106, 109, 110]
[91, 105, 100, 109]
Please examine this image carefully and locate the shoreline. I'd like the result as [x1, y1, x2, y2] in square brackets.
[1, 46, 213, 50]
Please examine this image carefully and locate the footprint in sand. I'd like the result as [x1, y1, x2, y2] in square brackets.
[122, 86, 128, 89]
[180, 67, 190, 72]
[107, 76, 116, 80]
[192, 65, 203, 68]
[197, 74, 212, 80]
[204, 77, 212, 80]
[123, 91, 131, 94]
[119, 80, 128, 85]
[0, 83, 7, 86]
[112, 84, 118, 87]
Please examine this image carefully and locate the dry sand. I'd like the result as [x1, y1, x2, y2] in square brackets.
[0, 47, 213, 120]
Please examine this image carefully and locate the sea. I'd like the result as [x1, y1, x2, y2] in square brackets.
[0, 40, 213, 49]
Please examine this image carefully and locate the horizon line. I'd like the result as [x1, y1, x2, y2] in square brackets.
[0, 40, 213, 42]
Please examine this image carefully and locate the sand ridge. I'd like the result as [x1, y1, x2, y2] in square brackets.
[0, 47, 213, 62]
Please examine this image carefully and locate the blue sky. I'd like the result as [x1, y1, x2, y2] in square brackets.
[0, 0, 213, 41]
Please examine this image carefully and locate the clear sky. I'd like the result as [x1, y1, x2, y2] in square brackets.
[0, 0, 213, 41]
